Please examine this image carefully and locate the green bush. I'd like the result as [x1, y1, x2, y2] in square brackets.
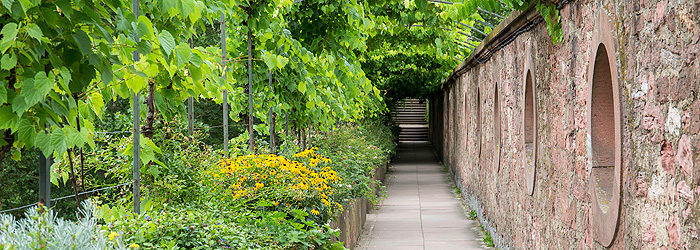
[2, 118, 396, 249]
[0, 201, 126, 250]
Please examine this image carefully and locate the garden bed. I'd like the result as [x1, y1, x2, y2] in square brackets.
[332, 162, 388, 249]
[1, 120, 397, 250]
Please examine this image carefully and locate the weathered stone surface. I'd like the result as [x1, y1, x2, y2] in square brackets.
[643, 219, 658, 244]
[661, 141, 675, 176]
[675, 135, 693, 178]
[643, 101, 664, 130]
[637, 176, 649, 197]
[429, 1, 700, 249]
[668, 213, 680, 249]
[691, 100, 700, 134]
[695, 155, 700, 185]
[676, 180, 694, 204]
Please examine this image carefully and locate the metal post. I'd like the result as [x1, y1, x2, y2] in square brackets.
[187, 39, 194, 137]
[285, 112, 289, 137]
[268, 70, 275, 154]
[39, 152, 51, 208]
[132, 0, 141, 215]
[221, 12, 228, 155]
[247, 24, 254, 152]
[188, 97, 194, 136]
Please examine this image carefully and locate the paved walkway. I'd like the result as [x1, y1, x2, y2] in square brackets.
[357, 142, 486, 250]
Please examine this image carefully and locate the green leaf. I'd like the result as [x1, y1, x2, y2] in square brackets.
[11, 94, 28, 116]
[298, 81, 306, 94]
[11, 150, 20, 161]
[65, 126, 85, 148]
[35, 131, 52, 156]
[0, 83, 6, 103]
[26, 23, 42, 40]
[179, 0, 194, 21]
[416, 0, 428, 11]
[174, 44, 191, 67]
[189, 51, 203, 67]
[276, 55, 289, 69]
[126, 72, 147, 92]
[50, 127, 67, 156]
[1, 53, 16, 70]
[59, 67, 71, 93]
[16, 117, 36, 146]
[17, 0, 38, 13]
[136, 40, 152, 55]
[0, 106, 18, 129]
[35, 71, 53, 95]
[263, 52, 276, 70]
[73, 30, 92, 55]
[54, 0, 72, 19]
[101, 63, 113, 84]
[157, 30, 176, 56]
[135, 22, 150, 41]
[0, 22, 18, 54]
[88, 92, 104, 116]
[2, 0, 14, 14]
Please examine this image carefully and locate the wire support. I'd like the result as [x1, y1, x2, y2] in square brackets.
[0, 202, 39, 214]
[52, 182, 133, 203]
[0, 182, 132, 214]
[477, 8, 505, 19]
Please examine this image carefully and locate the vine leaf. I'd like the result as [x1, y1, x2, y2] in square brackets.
[13, 72, 53, 116]
[88, 92, 104, 116]
[174, 44, 191, 67]
[416, 0, 428, 11]
[35, 131, 52, 156]
[0, 83, 6, 103]
[0, 22, 18, 54]
[158, 30, 176, 56]
[179, 0, 195, 21]
[0, 106, 17, 129]
[1, 0, 13, 13]
[126, 73, 147, 92]
[26, 23, 43, 40]
[50, 127, 67, 156]
[276, 55, 289, 69]
[73, 30, 92, 56]
[1, 53, 16, 70]
[16, 118, 35, 144]
[298, 80, 307, 94]
[136, 40, 152, 55]
[65, 126, 85, 148]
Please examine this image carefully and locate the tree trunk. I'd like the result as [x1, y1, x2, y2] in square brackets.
[141, 79, 157, 140]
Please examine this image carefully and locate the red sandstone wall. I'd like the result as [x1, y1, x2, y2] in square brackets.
[431, 0, 700, 249]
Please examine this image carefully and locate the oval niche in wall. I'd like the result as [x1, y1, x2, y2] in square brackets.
[587, 11, 622, 248]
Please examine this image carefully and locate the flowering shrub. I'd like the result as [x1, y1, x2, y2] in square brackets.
[312, 119, 397, 204]
[203, 148, 343, 220]
[0, 119, 395, 249]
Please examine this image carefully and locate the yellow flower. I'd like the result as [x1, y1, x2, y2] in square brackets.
[129, 243, 140, 248]
[311, 209, 320, 215]
[108, 232, 119, 241]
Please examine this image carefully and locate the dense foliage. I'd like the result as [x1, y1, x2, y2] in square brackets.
[1, 0, 563, 247]
[1, 119, 395, 249]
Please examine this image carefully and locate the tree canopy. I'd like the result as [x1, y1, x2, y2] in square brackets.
[0, 0, 561, 159]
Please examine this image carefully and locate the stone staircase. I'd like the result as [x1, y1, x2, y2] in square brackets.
[392, 99, 429, 142]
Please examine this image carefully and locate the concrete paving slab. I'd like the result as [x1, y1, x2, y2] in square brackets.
[356, 142, 489, 250]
